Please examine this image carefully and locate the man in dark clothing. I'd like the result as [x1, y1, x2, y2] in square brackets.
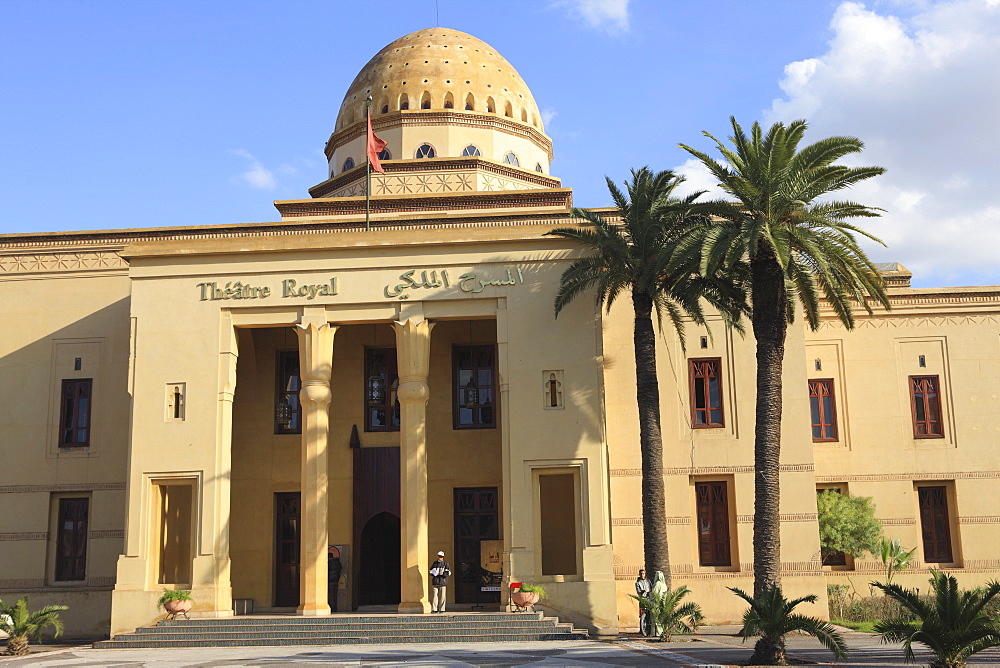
[430, 550, 451, 613]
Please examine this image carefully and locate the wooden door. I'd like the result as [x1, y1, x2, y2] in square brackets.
[353, 447, 401, 607]
[454, 487, 500, 604]
[274, 492, 300, 607]
[696, 481, 731, 567]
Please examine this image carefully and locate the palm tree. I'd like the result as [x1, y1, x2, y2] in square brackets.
[873, 571, 1000, 667]
[730, 585, 848, 665]
[548, 167, 746, 585]
[680, 118, 890, 597]
[0, 596, 68, 656]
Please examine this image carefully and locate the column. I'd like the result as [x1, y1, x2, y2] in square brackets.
[295, 311, 338, 616]
[393, 317, 435, 613]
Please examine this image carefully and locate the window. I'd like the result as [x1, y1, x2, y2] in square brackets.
[809, 379, 838, 442]
[910, 375, 943, 438]
[59, 379, 92, 448]
[380, 105, 389, 114]
[275, 351, 302, 434]
[918, 486, 953, 563]
[503, 152, 519, 166]
[689, 358, 724, 428]
[342, 157, 354, 172]
[816, 487, 847, 566]
[55, 497, 88, 581]
[695, 481, 731, 566]
[415, 143, 435, 159]
[462, 144, 481, 157]
[535, 163, 543, 173]
[453, 345, 496, 429]
[365, 348, 400, 432]
[377, 148, 391, 161]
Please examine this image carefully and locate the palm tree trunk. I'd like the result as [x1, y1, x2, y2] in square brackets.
[632, 288, 671, 586]
[751, 248, 788, 599]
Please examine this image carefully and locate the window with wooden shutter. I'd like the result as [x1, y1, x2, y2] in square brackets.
[365, 348, 400, 432]
[910, 375, 944, 438]
[695, 481, 731, 566]
[453, 345, 496, 429]
[689, 358, 724, 428]
[58, 379, 92, 448]
[808, 379, 838, 442]
[55, 497, 88, 581]
[918, 486, 953, 563]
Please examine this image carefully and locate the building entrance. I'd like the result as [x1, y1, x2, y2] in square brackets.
[454, 487, 500, 605]
[273, 492, 300, 607]
[353, 446, 401, 607]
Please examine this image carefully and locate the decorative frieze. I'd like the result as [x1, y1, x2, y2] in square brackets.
[611, 517, 691, 526]
[0, 482, 125, 494]
[737, 513, 817, 524]
[815, 471, 1000, 483]
[0, 251, 127, 276]
[0, 532, 48, 541]
[610, 464, 815, 477]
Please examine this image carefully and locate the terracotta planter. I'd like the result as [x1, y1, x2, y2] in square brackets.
[511, 591, 539, 608]
[163, 599, 193, 616]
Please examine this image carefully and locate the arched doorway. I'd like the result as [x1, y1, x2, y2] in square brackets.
[358, 511, 401, 605]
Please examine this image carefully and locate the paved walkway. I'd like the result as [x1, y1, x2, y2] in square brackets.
[3, 625, 1000, 666]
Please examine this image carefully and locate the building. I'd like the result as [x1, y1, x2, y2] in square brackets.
[1, 28, 998, 639]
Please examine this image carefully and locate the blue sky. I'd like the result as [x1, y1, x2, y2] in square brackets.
[2, 0, 998, 288]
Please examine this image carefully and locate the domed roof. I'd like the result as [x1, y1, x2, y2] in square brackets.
[335, 28, 544, 133]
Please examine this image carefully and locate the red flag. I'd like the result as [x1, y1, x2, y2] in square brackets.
[366, 110, 387, 174]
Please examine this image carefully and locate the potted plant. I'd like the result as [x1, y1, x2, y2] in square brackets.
[511, 583, 546, 610]
[158, 589, 193, 619]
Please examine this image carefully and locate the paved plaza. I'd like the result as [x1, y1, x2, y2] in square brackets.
[3, 625, 1000, 666]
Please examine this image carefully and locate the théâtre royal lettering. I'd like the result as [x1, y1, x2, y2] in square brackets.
[196, 278, 338, 301]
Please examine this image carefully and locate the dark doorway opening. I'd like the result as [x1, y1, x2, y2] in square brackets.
[358, 511, 401, 605]
[454, 487, 500, 605]
[274, 492, 300, 607]
[353, 446, 401, 608]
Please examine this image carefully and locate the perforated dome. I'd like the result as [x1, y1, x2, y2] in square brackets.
[334, 28, 544, 132]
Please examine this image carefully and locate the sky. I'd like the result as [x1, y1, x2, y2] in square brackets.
[2, 0, 998, 288]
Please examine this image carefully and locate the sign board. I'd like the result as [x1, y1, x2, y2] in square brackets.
[480, 540, 503, 593]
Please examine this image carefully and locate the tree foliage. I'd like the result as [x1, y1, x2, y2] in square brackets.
[873, 571, 1000, 668]
[816, 490, 882, 559]
[631, 585, 704, 641]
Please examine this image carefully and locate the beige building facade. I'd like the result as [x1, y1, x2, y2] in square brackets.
[1, 28, 998, 639]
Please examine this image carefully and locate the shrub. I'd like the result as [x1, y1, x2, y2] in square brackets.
[157, 589, 193, 608]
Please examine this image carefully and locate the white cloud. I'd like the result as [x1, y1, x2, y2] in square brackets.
[230, 149, 276, 190]
[763, 0, 1000, 286]
[541, 107, 558, 129]
[554, 0, 630, 34]
[672, 158, 728, 201]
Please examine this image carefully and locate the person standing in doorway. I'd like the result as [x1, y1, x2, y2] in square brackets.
[429, 550, 451, 613]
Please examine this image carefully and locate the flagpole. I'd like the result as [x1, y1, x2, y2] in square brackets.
[365, 95, 372, 232]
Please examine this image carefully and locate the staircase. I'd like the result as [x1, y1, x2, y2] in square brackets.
[93, 612, 588, 648]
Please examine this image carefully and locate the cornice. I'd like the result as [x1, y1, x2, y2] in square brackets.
[308, 157, 561, 199]
[276, 189, 573, 218]
[324, 110, 554, 160]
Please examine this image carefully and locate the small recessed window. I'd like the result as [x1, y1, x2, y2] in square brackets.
[401, 100, 409, 110]
[444, 100, 453, 109]
[535, 163, 543, 173]
[415, 144, 436, 159]
[342, 157, 355, 172]
[503, 152, 519, 166]
[462, 145, 481, 157]
[378, 148, 391, 161]
[381, 105, 389, 114]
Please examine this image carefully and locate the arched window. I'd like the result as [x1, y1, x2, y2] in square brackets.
[486, 96, 495, 113]
[504, 101, 512, 118]
[399, 93, 409, 110]
[420, 91, 431, 109]
[464, 93, 474, 111]
[378, 148, 391, 161]
[535, 163, 544, 173]
[415, 143, 436, 159]
[521, 108, 528, 123]
[443, 92, 454, 109]
[462, 145, 481, 157]
[503, 152, 519, 166]
[342, 157, 355, 172]
[381, 105, 389, 114]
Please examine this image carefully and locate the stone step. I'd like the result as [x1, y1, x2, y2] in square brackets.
[133, 621, 564, 635]
[156, 612, 543, 626]
[94, 630, 588, 649]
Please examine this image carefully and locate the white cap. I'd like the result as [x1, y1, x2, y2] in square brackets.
[437, 551, 445, 556]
